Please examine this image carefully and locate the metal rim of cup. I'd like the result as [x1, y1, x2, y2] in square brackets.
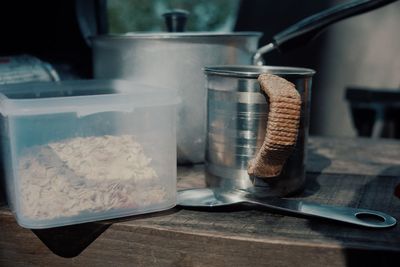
[203, 65, 316, 78]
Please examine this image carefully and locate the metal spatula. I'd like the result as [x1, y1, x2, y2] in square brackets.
[178, 188, 397, 228]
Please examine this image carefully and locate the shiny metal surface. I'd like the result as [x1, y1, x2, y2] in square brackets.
[204, 65, 316, 78]
[178, 188, 397, 228]
[94, 32, 262, 39]
[92, 33, 262, 164]
[204, 66, 314, 196]
[252, 43, 276, 66]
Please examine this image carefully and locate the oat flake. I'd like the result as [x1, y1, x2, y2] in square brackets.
[18, 135, 166, 220]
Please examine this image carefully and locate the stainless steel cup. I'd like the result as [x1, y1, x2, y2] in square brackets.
[204, 65, 315, 197]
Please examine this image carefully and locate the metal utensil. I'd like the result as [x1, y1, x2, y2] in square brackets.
[178, 188, 397, 228]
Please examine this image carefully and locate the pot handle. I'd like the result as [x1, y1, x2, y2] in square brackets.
[253, 0, 399, 65]
[247, 73, 301, 179]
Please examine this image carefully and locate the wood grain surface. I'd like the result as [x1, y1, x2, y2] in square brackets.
[1, 137, 400, 267]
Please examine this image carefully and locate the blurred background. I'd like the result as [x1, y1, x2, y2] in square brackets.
[0, 0, 399, 138]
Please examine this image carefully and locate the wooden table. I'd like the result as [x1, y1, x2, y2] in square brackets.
[1, 137, 400, 267]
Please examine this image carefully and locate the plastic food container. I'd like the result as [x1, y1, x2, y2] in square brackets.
[0, 79, 179, 229]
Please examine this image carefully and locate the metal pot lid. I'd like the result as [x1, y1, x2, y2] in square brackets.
[92, 32, 262, 40]
[203, 65, 316, 78]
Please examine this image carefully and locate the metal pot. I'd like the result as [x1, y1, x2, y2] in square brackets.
[92, 32, 261, 164]
[91, 0, 397, 164]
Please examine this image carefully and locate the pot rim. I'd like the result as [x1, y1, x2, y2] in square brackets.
[91, 32, 262, 40]
[203, 65, 316, 78]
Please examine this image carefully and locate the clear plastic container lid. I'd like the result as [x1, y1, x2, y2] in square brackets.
[0, 79, 179, 117]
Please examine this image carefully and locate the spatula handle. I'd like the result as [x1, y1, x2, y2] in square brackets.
[246, 197, 397, 228]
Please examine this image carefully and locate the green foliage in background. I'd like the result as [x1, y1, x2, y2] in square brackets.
[108, 0, 240, 33]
